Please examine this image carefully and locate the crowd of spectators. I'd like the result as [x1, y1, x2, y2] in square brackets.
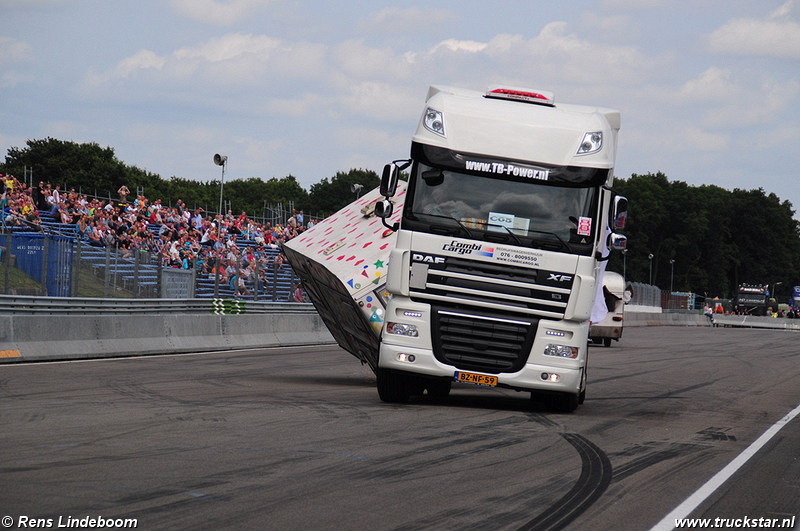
[2, 174, 313, 299]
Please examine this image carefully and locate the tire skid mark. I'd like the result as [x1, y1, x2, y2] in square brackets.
[515, 433, 612, 531]
[610, 443, 701, 483]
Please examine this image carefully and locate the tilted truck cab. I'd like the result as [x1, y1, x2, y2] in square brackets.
[285, 85, 628, 412]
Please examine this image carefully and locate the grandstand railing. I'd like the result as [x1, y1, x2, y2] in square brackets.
[1, 222, 303, 301]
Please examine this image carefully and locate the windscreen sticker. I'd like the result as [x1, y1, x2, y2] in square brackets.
[465, 160, 550, 180]
[488, 212, 515, 232]
[577, 217, 592, 236]
[492, 246, 546, 268]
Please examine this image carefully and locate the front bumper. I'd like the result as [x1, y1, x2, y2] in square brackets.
[379, 342, 583, 394]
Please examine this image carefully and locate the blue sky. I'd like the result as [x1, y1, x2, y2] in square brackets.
[2, 0, 799, 215]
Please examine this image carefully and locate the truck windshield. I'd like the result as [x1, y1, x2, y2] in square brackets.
[404, 163, 599, 253]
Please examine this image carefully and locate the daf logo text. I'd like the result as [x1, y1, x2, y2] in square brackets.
[412, 254, 445, 264]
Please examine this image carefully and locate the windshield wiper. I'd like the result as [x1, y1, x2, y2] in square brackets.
[413, 212, 474, 238]
[486, 223, 523, 246]
[528, 230, 574, 253]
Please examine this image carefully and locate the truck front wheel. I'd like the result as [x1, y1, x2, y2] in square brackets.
[376, 369, 412, 403]
[426, 379, 452, 398]
[556, 392, 580, 413]
[538, 391, 579, 413]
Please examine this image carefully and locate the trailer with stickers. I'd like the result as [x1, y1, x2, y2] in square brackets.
[283, 184, 406, 372]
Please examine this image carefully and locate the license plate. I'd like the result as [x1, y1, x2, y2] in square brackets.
[454, 371, 498, 387]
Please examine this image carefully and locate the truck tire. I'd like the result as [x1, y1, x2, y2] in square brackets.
[558, 392, 580, 413]
[426, 379, 452, 398]
[541, 391, 579, 413]
[603, 337, 612, 347]
[376, 369, 411, 403]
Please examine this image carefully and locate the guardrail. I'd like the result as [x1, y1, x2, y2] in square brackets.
[712, 314, 800, 330]
[0, 294, 312, 315]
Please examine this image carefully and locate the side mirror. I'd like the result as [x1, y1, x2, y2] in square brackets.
[374, 199, 393, 219]
[609, 233, 627, 252]
[380, 165, 399, 197]
[380, 159, 411, 197]
[375, 199, 399, 232]
[612, 195, 628, 230]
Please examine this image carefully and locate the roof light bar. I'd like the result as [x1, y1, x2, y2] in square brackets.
[485, 85, 555, 106]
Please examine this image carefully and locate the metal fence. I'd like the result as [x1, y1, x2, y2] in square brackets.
[1, 229, 302, 301]
[623, 281, 700, 312]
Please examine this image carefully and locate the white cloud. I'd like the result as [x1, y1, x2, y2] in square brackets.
[260, 92, 324, 118]
[430, 39, 488, 54]
[680, 67, 736, 101]
[169, 0, 277, 26]
[597, 0, 667, 10]
[683, 127, 729, 152]
[331, 40, 410, 80]
[708, 0, 800, 58]
[0, 36, 33, 67]
[331, 81, 419, 122]
[81, 33, 329, 97]
[174, 33, 282, 62]
[358, 7, 454, 33]
[115, 50, 166, 78]
[677, 68, 800, 128]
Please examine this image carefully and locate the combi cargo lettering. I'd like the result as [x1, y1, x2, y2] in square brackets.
[442, 241, 482, 255]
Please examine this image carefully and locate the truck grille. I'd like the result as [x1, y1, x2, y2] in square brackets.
[410, 255, 574, 373]
[409, 256, 573, 319]
[431, 308, 537, 374]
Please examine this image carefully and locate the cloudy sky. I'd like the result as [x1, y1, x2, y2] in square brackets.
[2, 0, 799, 215]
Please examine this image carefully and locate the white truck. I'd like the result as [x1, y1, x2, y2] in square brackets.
[285, 85, 627, 412]
[588, 271, 630, 347]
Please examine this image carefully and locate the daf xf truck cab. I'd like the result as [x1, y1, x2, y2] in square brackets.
[374, 85, 628, 411]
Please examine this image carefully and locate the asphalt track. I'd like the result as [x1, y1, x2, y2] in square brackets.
[1, 326, 799, 531]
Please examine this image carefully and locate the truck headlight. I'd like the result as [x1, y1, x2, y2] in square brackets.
[576, 131, 602, 155]
[386, 322, 419, 338]
[544, 344, 579, 359]
[423, 107, 446, 137]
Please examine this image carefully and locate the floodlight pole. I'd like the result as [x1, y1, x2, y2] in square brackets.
[670, 259, 675, 293]
[218, 160, 226, 218]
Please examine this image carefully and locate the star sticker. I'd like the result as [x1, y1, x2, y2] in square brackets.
[374, 259, 385, 268]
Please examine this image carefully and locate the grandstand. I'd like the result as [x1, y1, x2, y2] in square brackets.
[2, 220, 302, 301]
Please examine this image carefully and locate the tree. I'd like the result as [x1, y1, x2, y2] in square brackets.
[308, 169, 380, 217]
[609, 172, 800, 300]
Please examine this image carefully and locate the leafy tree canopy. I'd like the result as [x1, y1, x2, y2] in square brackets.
[609, 173, 800, 300]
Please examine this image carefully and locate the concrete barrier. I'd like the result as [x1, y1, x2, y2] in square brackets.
[2, 306, 792, 365]
[623, 310, 710, 328]
[712, 314, 800, 330]
[0, 312, 335, 363]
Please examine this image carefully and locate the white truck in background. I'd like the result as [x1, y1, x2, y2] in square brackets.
[285, 85, 628, 412]
[588, 271, 630, 347]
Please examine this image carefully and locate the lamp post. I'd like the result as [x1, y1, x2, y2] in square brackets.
[648, 253, 653, 285]
[622, 249, 628, 285]
[214, 154, 228, 218]
[670, 259, 675, 293]
[773, 282, 783, 301]
[213, 154, 227, 299]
